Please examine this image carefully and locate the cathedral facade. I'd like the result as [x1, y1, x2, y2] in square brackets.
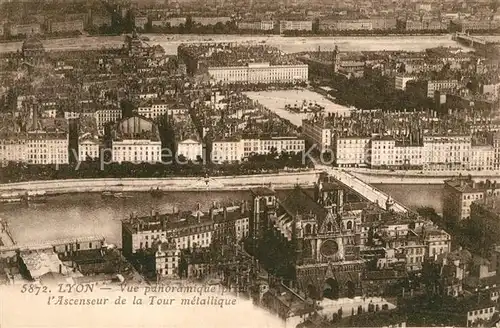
[249, 173, 386, 301]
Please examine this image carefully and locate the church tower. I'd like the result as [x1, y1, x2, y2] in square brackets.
[249, 187, 277, 246]
[332, 45, 340, 73]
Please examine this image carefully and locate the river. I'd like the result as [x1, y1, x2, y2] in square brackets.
[0, 34, 486, 54]
[0, 184, 444, 247]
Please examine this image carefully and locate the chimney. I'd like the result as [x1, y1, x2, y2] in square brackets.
[32, 103, 39, 131]
[223, 206, 228, 220]
[197, 211, 201, 223]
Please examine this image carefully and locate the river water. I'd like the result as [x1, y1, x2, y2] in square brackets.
[0, 184, 443, 247]
[0, 33, 486, 54]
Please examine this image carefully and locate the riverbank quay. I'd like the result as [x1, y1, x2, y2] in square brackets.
[347, 168, 500, 185]
[0, 170, 322, 199]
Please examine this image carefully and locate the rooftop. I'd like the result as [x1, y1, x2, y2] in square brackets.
[445, 177, 500, 194]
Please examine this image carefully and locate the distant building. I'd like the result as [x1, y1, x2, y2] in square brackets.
[8, 23, 42, 36]
[192, 16, 231, 26]
[394, 75, 415, 91]
[94, 107, 122, 133]
[134, 16, 149, 30]
[279, 20, 313, 33]
[207, 62, 308, 84]
[237, 21, 274, 31]
[443, 177, 500, 222]
[427, 80, 459, 98]
[46, 19, 84, 34]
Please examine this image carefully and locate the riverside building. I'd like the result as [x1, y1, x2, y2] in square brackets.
[443, 177, 500, 222]
[178, 43, 308, 84]
[111, 116, 162, 164]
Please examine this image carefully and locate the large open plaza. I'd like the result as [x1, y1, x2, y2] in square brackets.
[244, 89, 352, 126]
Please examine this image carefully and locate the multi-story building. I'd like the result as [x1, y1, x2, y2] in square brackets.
[279, 20, 313, 33]
[122, 208, 214, 258]
[334, 136, 370, 167]
[302, 119, 332, 154]
[192, 17, 231, 26]
[27, 131, 69, 165]
[393, 143, 424, 168]
[90, 15, 112, 28]
[395, 75, 415, 91]
[422, 135, 471, 171]
[237, 21, 274, 31]
[481, 82, 500, 99]
[154, 239, 180, 278]
[0, 135, 28, 163]
[368, 136, 395, 168]
[8, 23, 42, 36]
[212, 136, 305, 163]
[427, 80, 459, 98]
[94, 108, 122, 133]
[136, 101, 187, 120]
[134, 16, 149, 30]
[443, 177, 500, 222]
[78, 138, 100, 162]
[470, 195, 500, 257]
[177, 138, 203, 161]
[494, 132, 500, 170]
[422, 225, 452, 257]
[111, 116, 162, 164]
[256, 136, 305, 155]
[207, 62, 308, 84]
[211, 139, 244, 163]
[469, 145, 495, 171]
[46, 20, 84, 34]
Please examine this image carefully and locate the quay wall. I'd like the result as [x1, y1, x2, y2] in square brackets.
[0, 171, 322, 197]
[347, 169, 500, 185]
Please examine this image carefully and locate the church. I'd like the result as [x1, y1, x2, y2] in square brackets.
[248, 172, 398, 301]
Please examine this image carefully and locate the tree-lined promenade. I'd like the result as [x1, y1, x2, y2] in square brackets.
[0, 151, 312, 184]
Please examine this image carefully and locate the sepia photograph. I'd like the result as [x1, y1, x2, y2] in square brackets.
[0, 0, 500, 327]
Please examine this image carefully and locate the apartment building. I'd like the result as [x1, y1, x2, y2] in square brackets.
[111, 116, 162, 164]
[0, 135, 28, 163]
[279, 20, 313, 33]
[469, 145, 495, 171]
[368, 136, 395, 168]
[334, 136, 370, 167]
[427, 80, 459, 98]
[302, 119, 332, 153]
[177, 138, 203, 161]
[94, 108, 122, 133]
[78, 138, 100, 162]
[46, 19, 84, 33]
[443, 177, 500, 222]
[422, 135, 471, 171]
[27, 132, 69, 165]
[8, 23, 42, 36]
[395, 75, 415, 91]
